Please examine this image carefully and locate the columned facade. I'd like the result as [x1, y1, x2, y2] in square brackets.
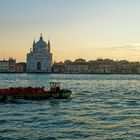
[26, 34, 52, 73]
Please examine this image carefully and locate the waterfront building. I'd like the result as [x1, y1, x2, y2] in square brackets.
[96, 59, 116, 73]
[64, 58, 88, 74]
[88, 59, 116, 74]
[130, 62, 140, 73]
[26, 34, 52, 73]
[118, 62, 140, 74]
[52, 58, 140, 74]
[0, 58, 16, 72]
[116, 60, 129, 73]
[15, 62, 26, 73]
[52, 62, 65, 73]
[120, 64, 131, 73]
[87, 60, 99, 73]
[136, 65, 140, 73]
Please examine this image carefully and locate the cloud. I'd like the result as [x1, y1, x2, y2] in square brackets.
[84, 43, 140, 53]
[104, 44, 140, 52]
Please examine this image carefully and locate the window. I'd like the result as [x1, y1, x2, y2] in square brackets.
[37, 62, 41, 70]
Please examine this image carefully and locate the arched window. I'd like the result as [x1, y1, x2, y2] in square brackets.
[37, 62, 41, 70]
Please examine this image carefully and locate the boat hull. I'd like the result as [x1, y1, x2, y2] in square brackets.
[0, 91, 72, 101]
[15, 93, 50, 100]
[0, 95, 7, 101]
[51, 91, 72, 99]
[0, 88, 72, 101]
[0, 93, 50, 101]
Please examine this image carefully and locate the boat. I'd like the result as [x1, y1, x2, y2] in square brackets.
[0, 82, 72, 101]
[50, 82, 72, 99]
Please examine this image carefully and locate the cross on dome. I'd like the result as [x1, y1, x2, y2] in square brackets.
[40, 33, 43, 41]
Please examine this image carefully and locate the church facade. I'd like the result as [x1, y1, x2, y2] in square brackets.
[26, 35, 52, 73]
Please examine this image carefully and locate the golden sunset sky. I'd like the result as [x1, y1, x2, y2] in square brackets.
[1, 0, 140, 62]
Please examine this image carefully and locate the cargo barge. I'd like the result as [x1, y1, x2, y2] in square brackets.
[0, 82, 72, 101]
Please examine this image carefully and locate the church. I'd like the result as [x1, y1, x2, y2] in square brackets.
[26, 34, 52, 73]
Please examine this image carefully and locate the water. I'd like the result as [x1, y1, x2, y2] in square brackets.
[0, 74, 140, 140]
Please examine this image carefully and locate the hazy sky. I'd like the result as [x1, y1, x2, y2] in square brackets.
[1, 0, 140, 62]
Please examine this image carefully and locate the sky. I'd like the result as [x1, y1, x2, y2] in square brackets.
[1, 0, 140, 62]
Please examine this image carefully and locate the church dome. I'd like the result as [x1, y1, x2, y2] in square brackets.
[33, 34, 47, 50]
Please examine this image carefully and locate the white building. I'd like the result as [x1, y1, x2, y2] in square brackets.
[26, 34, 52, 73]
[0, 58, 16, 72]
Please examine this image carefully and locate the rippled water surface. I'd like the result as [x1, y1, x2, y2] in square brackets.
[0, 74, 140, 140]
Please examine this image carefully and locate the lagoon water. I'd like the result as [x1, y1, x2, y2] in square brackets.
[0, 74, 140, 140]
